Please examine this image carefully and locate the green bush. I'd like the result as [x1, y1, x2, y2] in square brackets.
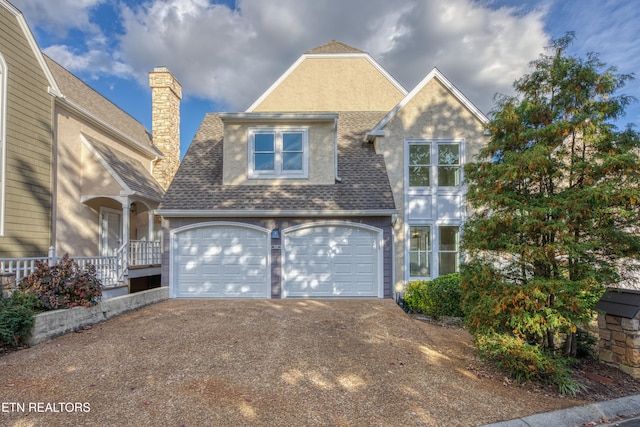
[21, 254, 102, 310]
[0, 290, 40, 347]
[404, 273, 463, 319]
[475, 332, 585, 396]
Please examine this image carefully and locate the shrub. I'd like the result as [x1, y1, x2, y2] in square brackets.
[0, 290, 40, 347]
[476, 332, 585, 396]
[404, 273, 463, 319]
[21, 254, 102, 310]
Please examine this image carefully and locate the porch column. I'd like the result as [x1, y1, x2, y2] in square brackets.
[121, 197, 130, 249]
[148, 210, 155, 241]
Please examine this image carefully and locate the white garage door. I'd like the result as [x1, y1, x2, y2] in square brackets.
[282, 224, 381, 298]
[172, 224, 270, 298]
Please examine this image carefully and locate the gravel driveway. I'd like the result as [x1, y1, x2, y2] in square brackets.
[0, 299, 583, 426]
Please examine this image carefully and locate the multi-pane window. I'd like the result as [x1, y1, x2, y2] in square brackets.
[438, 144, 460, 186]
[254, 133, 275, 171]
[408, 142, 460, 187]
[438, 226, 459, 275]
[409, 145, 430, 187]
[409, 226, 430, 277]
[282, 132, 303, 171]
[249, 128, 308, 178]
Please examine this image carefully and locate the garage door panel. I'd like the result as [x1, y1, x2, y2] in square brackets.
[283, 224, 380, 298]
[173, 225, 269, 298]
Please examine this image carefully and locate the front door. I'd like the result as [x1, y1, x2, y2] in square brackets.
[100, 208, 122, 256]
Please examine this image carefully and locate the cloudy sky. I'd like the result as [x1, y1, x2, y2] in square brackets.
[11, 0, 640, 157]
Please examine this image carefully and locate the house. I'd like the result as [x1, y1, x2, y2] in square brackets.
[158, 40, 488, 298]
[0, 0, 180, 295]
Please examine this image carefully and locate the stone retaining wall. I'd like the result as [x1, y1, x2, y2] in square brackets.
[0, 272, 16, 298]
[598, 313, 640, 378]
[27, 286, 169, 346]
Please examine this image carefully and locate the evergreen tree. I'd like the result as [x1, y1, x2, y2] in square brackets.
[461, 34, 640, 386]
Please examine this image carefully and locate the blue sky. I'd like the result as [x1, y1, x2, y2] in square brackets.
[11, 0, 640, 158]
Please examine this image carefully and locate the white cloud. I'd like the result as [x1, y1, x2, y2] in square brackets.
[13, 0, 639, 125]
[11, 0, 106, 36]
[42, 45, 134, 80]
[114, 0, 549, 113]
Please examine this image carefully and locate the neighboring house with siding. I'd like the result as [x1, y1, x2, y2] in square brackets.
[158, 41, 488, 299]
[0, 0, 181, 294]
[0, 0, 56, 257]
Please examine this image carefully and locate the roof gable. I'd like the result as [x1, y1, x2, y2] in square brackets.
[368, 68, 488, 138]
[247, 41, 407, 112]
[82, 134, 164, 202]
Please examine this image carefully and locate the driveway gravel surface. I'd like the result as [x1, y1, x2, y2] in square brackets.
[0, 299, 586, 426]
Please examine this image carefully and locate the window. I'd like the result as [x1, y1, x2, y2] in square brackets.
[409, 145, 430, 186]
[408, 142, 461, 187]
[438, 144, 460, 186]
[249, 127, 308, 178]
[409, 226, 430, 277]
[438, 226, 459, 275]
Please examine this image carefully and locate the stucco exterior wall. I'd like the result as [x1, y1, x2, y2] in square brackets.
[252, 57, 405, 113]
[222, 120, 335, 186]
[54, 103, 156, 255]
[374, 78, 488, 292]
[0, 6, 53, 257]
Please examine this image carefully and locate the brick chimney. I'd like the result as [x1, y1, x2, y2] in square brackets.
[149, 66, 182, 190]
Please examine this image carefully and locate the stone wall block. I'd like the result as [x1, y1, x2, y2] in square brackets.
[627, 333, 640, 349]
[600, 349, 614, 363]
[622, 318, 640, 331]
[613, 345, 626, 356]
[0, 273, 16, 298]
[620, 364, 640, 379]
[598, 314, 607, 330]
[612, 331, 627, 342]
[626, 347, 640, 367]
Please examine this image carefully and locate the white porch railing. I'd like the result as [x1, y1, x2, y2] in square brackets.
[0, 241, 161, 288]
[129, 240, 162, 266]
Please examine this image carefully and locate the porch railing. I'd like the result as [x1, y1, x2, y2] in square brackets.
[0, 240, 161, 288]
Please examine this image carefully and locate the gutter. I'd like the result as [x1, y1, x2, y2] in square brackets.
[155, 209, 397, 218]
[219, 112, 338, 122]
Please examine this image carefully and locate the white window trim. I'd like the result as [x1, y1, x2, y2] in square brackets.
[248, 127, 309, 179]
[405, 138, 465, 193]
[0, 53, 7, 236]
[404, 138, 466, 282]
[405, 223, 462, 281]
[407, 224, 432, 280]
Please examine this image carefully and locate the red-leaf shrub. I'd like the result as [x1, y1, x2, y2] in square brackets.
[21, 254, 102, 310]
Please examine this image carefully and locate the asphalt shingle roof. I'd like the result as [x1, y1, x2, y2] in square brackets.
[44, 55, 155, 150]
[160, 111, 396, 212]
[84, 134, 165, 202]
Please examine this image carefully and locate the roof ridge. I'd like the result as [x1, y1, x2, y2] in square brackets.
[304, 40, 365, 55]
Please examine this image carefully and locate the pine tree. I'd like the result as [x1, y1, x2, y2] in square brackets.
[461, 34, 640, 386]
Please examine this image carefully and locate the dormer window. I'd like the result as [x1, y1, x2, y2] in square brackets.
[248, 127, 308, 178]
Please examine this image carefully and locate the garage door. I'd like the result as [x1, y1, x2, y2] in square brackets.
[282, 224, 381, 298]
[172, 223, 270, 298]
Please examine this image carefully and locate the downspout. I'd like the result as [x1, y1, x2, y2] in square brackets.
[50, 92, 58, 249]
[334, 117, 341, 183]
[150, 156, 159, 175]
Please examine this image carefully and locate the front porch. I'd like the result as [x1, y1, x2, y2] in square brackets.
[0, 240, 162, 298]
